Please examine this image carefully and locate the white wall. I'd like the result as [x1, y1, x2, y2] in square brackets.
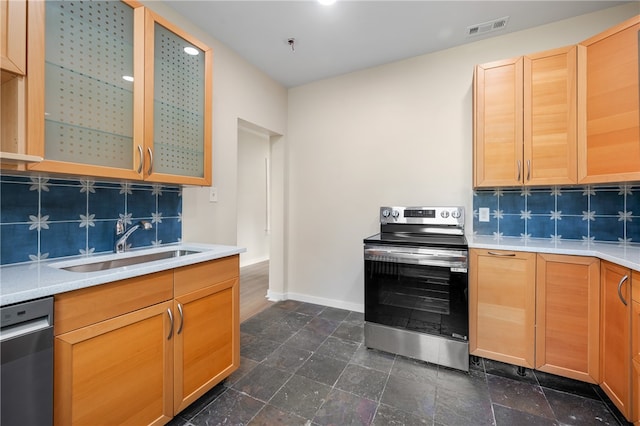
[237, 124, 271, 267]
[285, 4, 639, 312]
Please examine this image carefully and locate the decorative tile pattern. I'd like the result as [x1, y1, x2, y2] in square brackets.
[0, 173, 182, 265]
[473, 184, 640, 243]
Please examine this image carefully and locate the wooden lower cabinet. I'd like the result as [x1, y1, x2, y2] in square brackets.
[600, 261, 632, 419]
[173, 277, 239, 413]
[54, 255, 240, 425]
[469, 249, 536, 368]
[632, 278, 640, 424]
[55, 301, 174, 426]
[535, 254, 600, 383]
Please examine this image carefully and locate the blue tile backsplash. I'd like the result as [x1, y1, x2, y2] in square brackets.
[0, 174, 182, 265]
[473, 185, 640, 243]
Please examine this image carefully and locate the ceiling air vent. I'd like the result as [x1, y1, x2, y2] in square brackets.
[467, 16, 509, 37]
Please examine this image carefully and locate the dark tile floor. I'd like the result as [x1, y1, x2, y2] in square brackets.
[168, 300, 631, 426]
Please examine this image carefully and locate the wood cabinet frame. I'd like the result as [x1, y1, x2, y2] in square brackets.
[577, 15, 640, 183]
[1, 0, 27, 75]
[53, 255, 240, 425]
[23, 0, 212, 185]
[535, 254, 600, 383]
[143, 9, 213, 185]
[600, 261, 632, 419]
[469, 249, 536, 368]
[474, 46, 579, 187]
[55, 301, 174, 426]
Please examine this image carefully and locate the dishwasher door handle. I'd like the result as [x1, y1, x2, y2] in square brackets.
[0, 317, 51, 342]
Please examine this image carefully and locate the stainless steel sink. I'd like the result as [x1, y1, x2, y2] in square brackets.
[59, 250, 199, 272]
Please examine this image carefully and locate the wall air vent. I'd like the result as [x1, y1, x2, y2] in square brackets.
[467, 16, 509, 37]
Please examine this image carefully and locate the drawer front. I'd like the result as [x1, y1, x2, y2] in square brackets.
[174, 255, 239, 297]
[54, 270, 173, 335]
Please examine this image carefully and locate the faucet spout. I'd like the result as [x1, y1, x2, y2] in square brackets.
[115, 220, 153, 253]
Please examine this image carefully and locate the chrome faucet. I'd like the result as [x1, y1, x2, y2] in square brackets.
[115, 219, 153, 253]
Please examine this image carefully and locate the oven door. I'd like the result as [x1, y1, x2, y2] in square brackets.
[364, 244, 468, 342]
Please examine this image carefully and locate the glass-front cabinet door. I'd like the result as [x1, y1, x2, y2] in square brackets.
[28, 0, 145, 179]
[144, 10, 212, 185]
[27, 1, 212, 185]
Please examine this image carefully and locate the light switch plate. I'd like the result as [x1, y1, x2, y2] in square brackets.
[209, 186, 218, 202]
[478, 207, 490, 222]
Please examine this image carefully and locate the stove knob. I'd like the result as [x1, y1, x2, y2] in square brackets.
[441, 210, 449, 218]
[381, 209, 391, 218]
[391, 210, 400, 218]
[451, 209, 461, 219]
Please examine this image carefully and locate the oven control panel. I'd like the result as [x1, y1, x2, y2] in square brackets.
[380, 206, 464, 226]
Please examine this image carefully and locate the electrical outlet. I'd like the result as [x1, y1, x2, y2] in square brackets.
[209, 186, 218, 202]
[479, 207, 490, 222]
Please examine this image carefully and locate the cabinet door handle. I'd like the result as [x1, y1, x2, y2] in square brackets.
[147, 147, 154, 175]
[517, 160, 521, 182]
[137, 145, 143, 174]
[526, 159, 531, 182]
[177, 303, 184, 335]
[167, 308, 174, 340]
[488, 251, 516, 257]
[147, 148, 153, 175]
[618, 275, 629, 306]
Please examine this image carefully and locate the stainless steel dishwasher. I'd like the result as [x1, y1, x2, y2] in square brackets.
[1, 297, 54, 426]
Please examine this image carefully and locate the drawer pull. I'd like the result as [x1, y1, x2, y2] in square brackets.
[526, 159, 531, 181]
[488, 251, 516, 257]
[167, 308, 174, 340]
[517, 160, 521, 182]
[177, 303, 184, 335]
[618, 275, 629, 306]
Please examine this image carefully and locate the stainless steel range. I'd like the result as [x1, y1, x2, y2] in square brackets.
[363, 206, 469, 371]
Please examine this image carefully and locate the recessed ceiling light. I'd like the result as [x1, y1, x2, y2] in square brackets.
[318, 0, 336, 5]
[184, 46, 199, 56]
[122, 75, 134, 82]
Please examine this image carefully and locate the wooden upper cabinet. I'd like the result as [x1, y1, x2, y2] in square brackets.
[524, 46, 577, 186]
[578, 15, 640, 183]
[535, 254, 599, 383]
[25, 0, 212, 185]
[144, 10, 212, 185]
[1, 0, 26, 75]
[474, 46, 578, 187]
[26, 0, 145, 180]
[474, 57, 523, 187]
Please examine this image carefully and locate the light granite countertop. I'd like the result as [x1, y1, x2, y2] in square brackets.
[0, 243, 246, 307]
[467, 235, 640, 272]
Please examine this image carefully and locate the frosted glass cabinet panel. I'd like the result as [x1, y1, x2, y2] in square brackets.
[145, 10, 212, 185]
[27, 1, 212, 185]
[28, 0, 144, 179]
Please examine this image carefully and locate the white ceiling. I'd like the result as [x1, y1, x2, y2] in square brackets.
[164, 1, 634, 88]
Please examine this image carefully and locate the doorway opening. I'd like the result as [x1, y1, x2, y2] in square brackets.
[237, 120, 283, 321]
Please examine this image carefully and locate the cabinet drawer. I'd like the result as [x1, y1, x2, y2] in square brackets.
[174, 255, 239, 297]
[54, 270, 173, 335]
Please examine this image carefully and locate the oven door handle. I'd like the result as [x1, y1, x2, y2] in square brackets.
[364, 247, 467, 268]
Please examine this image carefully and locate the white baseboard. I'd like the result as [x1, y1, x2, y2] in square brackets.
[265, 288, 364, 313]
[266, 289, 285, 301]
[268, 291, 363, 313]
